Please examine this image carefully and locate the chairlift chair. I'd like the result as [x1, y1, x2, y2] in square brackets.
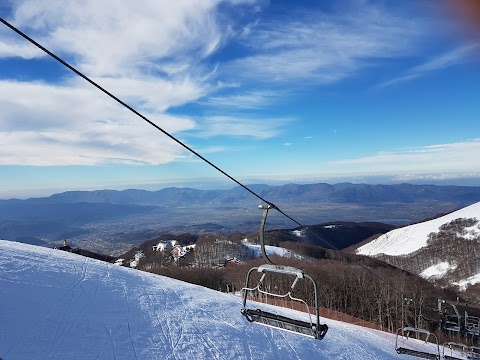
[395, 327, 440, 360]
[439, 299, 463, 334]
[444, 315, 463, 334]
[439, 299, 480, 339]
[240, 205, 328, 340]
[443, 342, 469, 360]
[467, 346, 480, 360]
[465, 315, 480, 337]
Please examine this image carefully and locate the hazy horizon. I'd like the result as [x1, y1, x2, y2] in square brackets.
[3, 174, 480, 200]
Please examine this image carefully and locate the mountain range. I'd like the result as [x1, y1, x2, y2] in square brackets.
[8, 182, 480, 205]
[2, 182, 480, 253]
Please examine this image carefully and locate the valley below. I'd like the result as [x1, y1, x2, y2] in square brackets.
[1, 182, 479, 255]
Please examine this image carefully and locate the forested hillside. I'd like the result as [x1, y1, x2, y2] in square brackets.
[378, 217, 480, 290]
[357, 202, 480, 302]
[118, 233, 453, 335]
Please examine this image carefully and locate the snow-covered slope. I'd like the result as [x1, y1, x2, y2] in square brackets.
[356, 202, 480, 289]
[0, 240, 424, 360]
[356, 202, 480, 256]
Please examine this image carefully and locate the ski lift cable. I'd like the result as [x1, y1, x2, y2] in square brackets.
[0, 17, 301, 225]
[1, 17, 407, 298]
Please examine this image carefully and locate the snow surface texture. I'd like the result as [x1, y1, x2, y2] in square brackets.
[356, 201, 480, 256]
[0, 240, 431, 360]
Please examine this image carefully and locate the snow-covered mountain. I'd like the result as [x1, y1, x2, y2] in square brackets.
[356, 202, 480, 289]
[0, 240, 432, 360]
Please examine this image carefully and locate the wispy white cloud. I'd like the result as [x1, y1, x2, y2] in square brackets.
[0, 0, 239, 166]
[1, 0, 297, 168]
[0, 37, 44, 58]
[379, 43, 480, 87]
[0, 80, 197, 165]
[330, 139, 480, 174]
[203, 90, 281, 109]
[195, 115, 292, 139]
[223, 5, 423, 84]
[4, 0, 223, 77]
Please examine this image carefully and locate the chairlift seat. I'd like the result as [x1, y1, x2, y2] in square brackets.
[241, 308, 328, 339]
[396, 347, 440, 359]
[444, 356, 464, 360]
[395, 327, 440, 360]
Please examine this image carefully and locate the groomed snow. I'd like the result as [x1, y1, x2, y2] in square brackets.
[420, 262, 457, 279]
[356, 201, 480, 256]
[0, 239, 436, 360]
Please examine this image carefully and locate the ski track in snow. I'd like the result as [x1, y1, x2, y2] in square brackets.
[0, 240, 463, 360]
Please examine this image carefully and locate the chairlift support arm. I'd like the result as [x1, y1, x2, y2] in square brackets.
[259, 205, 274, 264]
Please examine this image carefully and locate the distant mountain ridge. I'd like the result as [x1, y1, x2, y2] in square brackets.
[2, 182, 480, 252]
[5, 182, 480, 205]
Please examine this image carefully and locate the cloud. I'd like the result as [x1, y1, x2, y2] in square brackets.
[0, 0, 236, 166]
[195, 115, 292, 139]
[379, 43, 480, 87]
[203, 90, 281, 109]
[2, 1, 297, 167]
[0, 80, 197, 165]
[222, 4, 423, 84]
[330, 139, 480, 174]
[3, 0, 223, 77]
[0, 37, 45, 58]
[85, 76, 207, 113]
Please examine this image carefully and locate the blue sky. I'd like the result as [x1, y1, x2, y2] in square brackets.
[1, 0, 480, 198]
